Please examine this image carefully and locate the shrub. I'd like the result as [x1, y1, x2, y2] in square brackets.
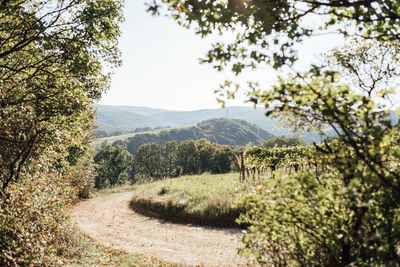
[0, 172, 75, 266]
[237, 169, 400, 266]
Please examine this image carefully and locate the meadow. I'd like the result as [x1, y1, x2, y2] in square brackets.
[130, 173, 256, 227]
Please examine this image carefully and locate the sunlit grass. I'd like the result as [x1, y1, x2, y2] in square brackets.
[131, 173, 248, 219]
[92, 126, 189, 148]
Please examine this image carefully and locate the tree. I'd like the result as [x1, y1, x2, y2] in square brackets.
[240, 40, 400, 265]
[197, 139, 215, 173]
[162, 140, 178, 177]
[0, 1, 123, 264]
[94, 145, 133, 189]
[0, 0, 123, 193]
[176, 140, 200, 175]
[211, 145, 234, 174]
[148, 0, 400, 74]
[135, 143, 163, 179]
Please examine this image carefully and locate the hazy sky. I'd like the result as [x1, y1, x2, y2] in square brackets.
[99, 0, 343, 111]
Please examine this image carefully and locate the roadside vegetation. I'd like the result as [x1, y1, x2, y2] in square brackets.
[58, 227, 162, 267]
[0, 1, 126, 265]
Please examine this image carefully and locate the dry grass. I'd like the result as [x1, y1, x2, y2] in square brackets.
[58, 226, 172, 266]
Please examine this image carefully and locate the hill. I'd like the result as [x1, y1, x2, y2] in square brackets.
[105, 118, 274, 154]
[94, 104, 321, 141]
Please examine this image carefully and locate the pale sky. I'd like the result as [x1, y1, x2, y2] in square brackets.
[99, 0, 344, 111]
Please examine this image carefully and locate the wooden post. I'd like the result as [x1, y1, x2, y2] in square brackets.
[241, 153, 245, 182]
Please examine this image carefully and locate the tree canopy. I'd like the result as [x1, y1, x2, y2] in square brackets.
[149, 0, 400, 72]
[0, 1, 123, 264]
[0, 0, 124, 192]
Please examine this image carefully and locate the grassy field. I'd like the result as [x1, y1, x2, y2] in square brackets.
[93, 131, 151, 148]
[92, 126, 189, 148]
[130, 173, 252, 227]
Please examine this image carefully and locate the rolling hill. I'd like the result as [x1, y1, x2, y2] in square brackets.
[99, 118, 274, 154]
[95, 104, 280, 130]
[94, 104, 327, 143]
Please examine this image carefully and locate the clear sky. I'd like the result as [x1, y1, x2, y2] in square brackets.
[99, 0, 344, 111]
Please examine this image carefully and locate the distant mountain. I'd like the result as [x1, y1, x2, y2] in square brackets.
[95, 104, 310, 138]
[95, 105, 164, 132]
[95, 105, 399, 145]
[109, 118, 274, 154]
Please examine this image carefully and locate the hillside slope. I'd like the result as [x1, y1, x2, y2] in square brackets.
[95, 104, 281, 133]
[110, 118, 274, 154]
[94, 104, 337, 143]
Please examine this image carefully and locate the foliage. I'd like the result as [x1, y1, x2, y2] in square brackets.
[0, 0, 123, 191]
[0, 167, 75, 265]
[134, 139, 237, 181]
[210, 144, 235, 174]
[176, 140, 201, 175]
[175, 139, 236, 175]
[262, 136, 305, 149]
[239, 41, 400, 264]
[197, 139, 216, 173]
[237, 171, 346, 265]
[0, 0, 124, 265]
[148, 0, 400, 74]
[244, 145, 312, 171]
[65, 148, 97, 199]
[162, 140, 179, 177]
[135, 143, 164, 180]
[94, 145, 133, 189]
[0, 1, 123, 264]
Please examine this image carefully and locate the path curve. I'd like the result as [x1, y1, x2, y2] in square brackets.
[70, 191, 250, 266]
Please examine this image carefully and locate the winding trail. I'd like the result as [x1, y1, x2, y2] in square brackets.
[70, 191, 250, 266]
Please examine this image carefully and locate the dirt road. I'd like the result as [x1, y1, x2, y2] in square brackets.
[70, 191, 250, 266]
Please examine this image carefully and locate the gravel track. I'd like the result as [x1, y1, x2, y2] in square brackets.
[70, 191, 250, 266]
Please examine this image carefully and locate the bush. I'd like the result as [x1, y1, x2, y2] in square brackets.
[66, 151, 96, 199]
[0, 172, 75, 266]
[237, 169, 400, 266]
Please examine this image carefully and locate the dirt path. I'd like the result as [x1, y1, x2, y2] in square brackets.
[70, 191, 250, 266]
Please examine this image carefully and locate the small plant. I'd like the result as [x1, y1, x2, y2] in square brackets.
[158, 185, 169, 195]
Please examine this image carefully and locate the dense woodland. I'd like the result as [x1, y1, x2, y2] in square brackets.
[2, 0, 400, 266]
